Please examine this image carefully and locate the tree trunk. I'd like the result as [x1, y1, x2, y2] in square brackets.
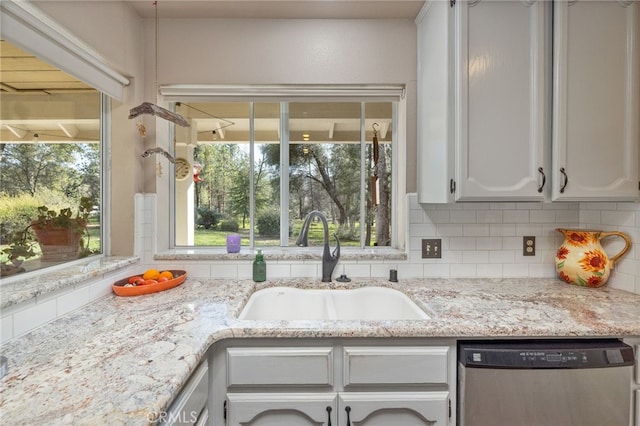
[376, 144, 391, 246]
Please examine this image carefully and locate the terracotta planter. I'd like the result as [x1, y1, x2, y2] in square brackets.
[31, 219, 86, 262]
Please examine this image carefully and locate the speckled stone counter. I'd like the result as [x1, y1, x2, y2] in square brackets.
[1, 277, 639, 425]
[0, 256, 139, 309]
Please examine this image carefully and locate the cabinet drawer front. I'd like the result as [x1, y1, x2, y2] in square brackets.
[227, 347, 333, 387]
[343, 346, 449, 386]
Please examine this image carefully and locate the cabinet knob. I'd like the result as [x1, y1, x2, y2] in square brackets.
[345, 406, 351, 426]
[326, 406, 332, 426]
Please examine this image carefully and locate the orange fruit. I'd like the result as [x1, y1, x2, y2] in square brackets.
[158, 270, 174, 280]
[142, 269, 160, 280]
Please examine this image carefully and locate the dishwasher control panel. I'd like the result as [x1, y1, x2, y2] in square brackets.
[458, 339, 634, 369]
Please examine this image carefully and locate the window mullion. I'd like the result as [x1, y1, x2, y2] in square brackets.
[360, 102, 366, 248]
[279, 102, 290, 246]
[249, 102, 255, 248]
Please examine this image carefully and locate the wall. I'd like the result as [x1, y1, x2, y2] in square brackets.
[34, 0, 146, 257]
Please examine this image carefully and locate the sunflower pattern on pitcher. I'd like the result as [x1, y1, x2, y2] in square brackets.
[564, 230, 597, 246]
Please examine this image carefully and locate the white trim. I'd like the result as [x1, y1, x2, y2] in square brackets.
[0, 0, 130, 101]
[160, 84, 405, 101]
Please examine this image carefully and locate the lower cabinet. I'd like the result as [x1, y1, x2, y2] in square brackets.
[209, 338, 455, 426]
[226, 391, 448, 425]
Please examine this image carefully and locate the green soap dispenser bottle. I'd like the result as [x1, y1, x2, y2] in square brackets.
[253, 249, 266, 282]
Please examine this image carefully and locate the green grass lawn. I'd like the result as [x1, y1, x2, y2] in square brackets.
[194, 221, 364, 247]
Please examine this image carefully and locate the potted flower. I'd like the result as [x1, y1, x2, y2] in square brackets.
[0, 230, 37, 277]
[30, 197, 94, 262]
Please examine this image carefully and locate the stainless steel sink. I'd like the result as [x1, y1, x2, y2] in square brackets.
[238, 286, 430, 321]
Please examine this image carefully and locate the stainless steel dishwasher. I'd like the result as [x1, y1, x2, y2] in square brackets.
[457, 339, 634, 426]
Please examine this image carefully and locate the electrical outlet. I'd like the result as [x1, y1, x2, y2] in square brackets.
[523, 236, 535, 256]
[422, 239, 442, 259]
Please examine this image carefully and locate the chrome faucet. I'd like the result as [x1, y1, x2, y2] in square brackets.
[295, 211, 340, 282]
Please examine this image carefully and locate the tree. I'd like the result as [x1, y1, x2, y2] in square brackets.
[0, 143, 86, 197]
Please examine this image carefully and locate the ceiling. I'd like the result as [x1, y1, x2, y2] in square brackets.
[1, 1, 413, 143]
[125, 0, 425, 19]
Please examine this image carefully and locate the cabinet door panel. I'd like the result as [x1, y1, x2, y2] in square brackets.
[226, 393, 336, 426]
[338, 392, 449, 426]
[552, 0, 640, 200]
[456, 0, 548, 200]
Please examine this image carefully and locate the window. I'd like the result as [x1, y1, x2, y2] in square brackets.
[0, 40, 105, 278]
[171, 90, 401, 250]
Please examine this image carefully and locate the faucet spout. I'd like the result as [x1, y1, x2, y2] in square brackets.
[296, 211, 340, 282]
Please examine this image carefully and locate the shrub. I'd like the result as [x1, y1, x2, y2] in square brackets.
[0, 195, 40, 244]
[219, 219, 239, 232]
[256, 210, 280, 237]
[196, 208, 222, 230]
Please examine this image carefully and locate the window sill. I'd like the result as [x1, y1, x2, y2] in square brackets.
[0, 256, 140, 309]
[154, 247, 407, 262]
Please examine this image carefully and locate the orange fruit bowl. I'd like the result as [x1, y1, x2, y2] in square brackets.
[112, 270, 187, 297]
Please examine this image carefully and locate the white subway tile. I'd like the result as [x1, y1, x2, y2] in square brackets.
[530, 210, 557, 224]
[449, 237, 477, 251]
[437, 224, 464, 237]
[601, 210, 635, 227]
[451, 210, 477, 224]
[489, 250, 515, 264]
[476, 237, 503, 250]
[503, 263, 530, 278]
[477, 210, 503, 224]
[476, 263, 503, 278]
[291, 263, 319, 278]
[400, 263, 426, 278]
[14, 298, 56, 337]
[411, 223, 438, 236]
[425, 210, 451, 224]
[503, 210, 529, 223]
[451, 264, 477, 278]
[489, 224, 516, 236]
[267, 263, 292, 279]
[462, 224, 490, 237]
[515, 224, 543, 236]
[463, 251, 489, 264]
[57, 285, 91, 317]
[423, 263, 449, 278]
[342, 263, 371, 277]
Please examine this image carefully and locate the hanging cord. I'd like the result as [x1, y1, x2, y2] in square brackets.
[154, 1, 158, 98]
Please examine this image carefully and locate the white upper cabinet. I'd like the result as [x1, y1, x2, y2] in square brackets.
[552, 0, 640, 201]
[455, 0, 549, 201]
[417, 0, 640, 203]
[417, 0, 550, 203]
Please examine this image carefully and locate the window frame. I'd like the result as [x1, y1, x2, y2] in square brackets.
[163, 84, 406, 251]
[0, 0, 126, 281]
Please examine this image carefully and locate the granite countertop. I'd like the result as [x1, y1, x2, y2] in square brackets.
[1, 277, 639, 425]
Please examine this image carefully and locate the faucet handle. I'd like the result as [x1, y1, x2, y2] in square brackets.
[332, 234, 341, 260]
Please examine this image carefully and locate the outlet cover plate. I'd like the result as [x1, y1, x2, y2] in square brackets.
[523, 236, 535, 256]
[422, 239, 442, 259]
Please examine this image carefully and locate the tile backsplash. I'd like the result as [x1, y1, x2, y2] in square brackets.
[140, 193, 639, 294]
[405, 195, 638, 293]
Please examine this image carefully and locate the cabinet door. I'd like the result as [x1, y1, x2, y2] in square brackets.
[552, 0, 640, 201]
[226, 393, 337, 426]
[338, 392, 449, 426]
[455, 0, 549, 201]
